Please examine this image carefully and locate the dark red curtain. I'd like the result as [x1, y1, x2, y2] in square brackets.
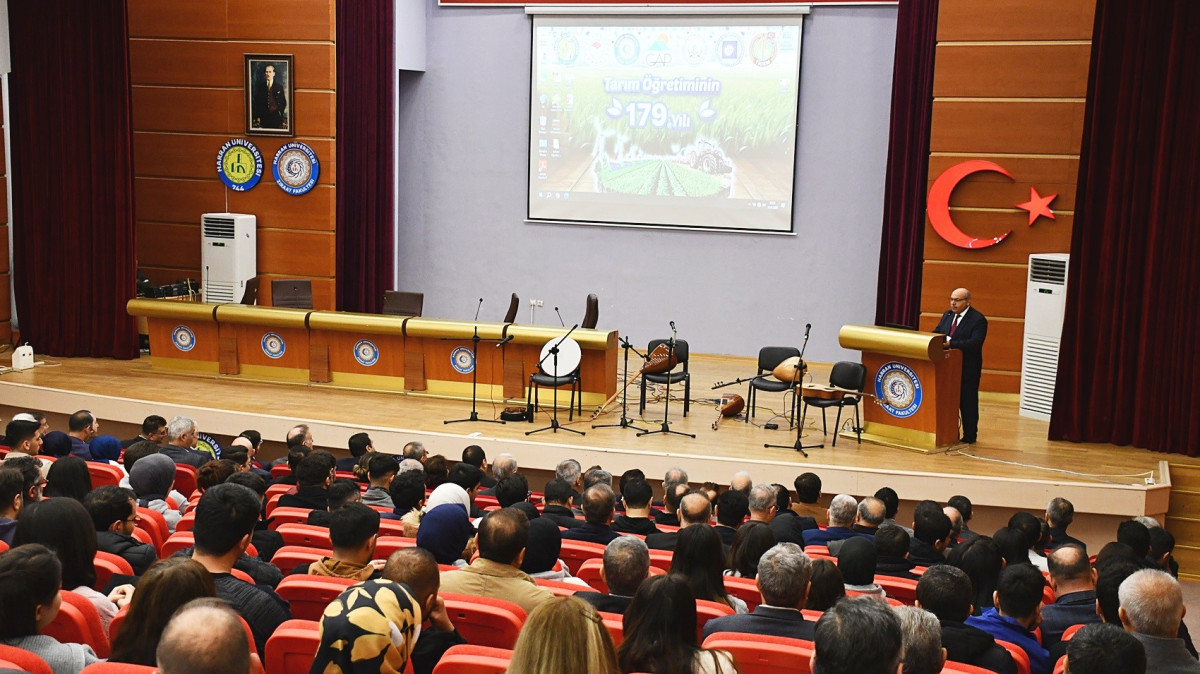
[874, 0, 939, 328]
[8, 0, 138, 358]
[1049, 0, 1200, 455]
[335, 0, 395, 314]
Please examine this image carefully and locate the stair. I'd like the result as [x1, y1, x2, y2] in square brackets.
[1168, 463, 1200, 581]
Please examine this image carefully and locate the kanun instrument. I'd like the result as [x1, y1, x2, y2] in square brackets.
[591, 343, 677, 419]
[712, 393, 745, 430]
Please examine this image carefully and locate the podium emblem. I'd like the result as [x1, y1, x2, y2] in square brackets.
[876, 361, 923, 418]
[451, 347, 475, 374]
[261, 332, 287, 359]
[172, 326, 196, 352]
[354, 340, 380, 367]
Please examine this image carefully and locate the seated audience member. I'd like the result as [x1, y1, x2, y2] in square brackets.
[727, 520, 776, 578]
[0, 544, 102, 672]
[43, 455, 93, 502]
[189, 483, 291, 652]
[541, 477, 586, 530]
[949, 535, 1003, 615]
[494, 472, 539, 521]
[965, 564, 1050, 674]
[812, 595, 904, 674]
[577, 536, 651, 615]
[416, 503, 476, 567]
[806, 558, 846, 612]
[838, 536, 885, 597]
[461, 444, 495, 489]
[120, 441, 185, 502]
[510, 596, 620, 674]
[793, 472, 828, 525]
[196, 459, 239, 493]
[4, 454, 45, 506]
[1045, 497, 1086, 552]
[1009, 511, 1048, 570]
[383, 548, 467, 674]
[655, 482, 689, 527]
[730, 470, 752, 496]
[423, 454, 450, 490]
[1094, 540, 1142, 571]
[479, 452, 517, 496]
[804, 494, 867, 547]
[271, 446, 309, 486]
[338, 431, 374, 473]
[1118, 569, 1199, 673]
[285, 423, 315, 451]
[122, 414, 167, 449]
[1096, 559, 1143, 625]
[16, 498, 134, 631]
[1117, 519, 1153, 562]
[619, 574, 736, 674]
[712, 489, 749, 546]
[225, 471, 285, 564]
[129, 453, 186, 532]
[562, 484, 621, 545]
[647, 490, 712, 551]
[401, 440, 428, 464]
[42, 430, 73, 458]
[908, 504, 953, 567]
[1041, 544, 1101, 649]
[278, 450, 335, 511]
[943, 506, 965, 548]
[1149, 526, 1179, 577]
[0, 468, 23, 545]
[156, 598, 258, 674]
[392, 471, 427, 535]
[447, 461, 485, 517]
[915, 565, 1016, 674]
[362, 453, 399, 508]
[947, 495, 976, 540]
[5, 418, 44, 457]
[704, 542, 815, 641]
[875, 525, 920, 580]
[66, 410, 98, 460]
[160, 416, 210, 468]
[993, 526, 1034, 568]
[671, 523, 748, 614]
[439, 508, 554, 614]
[769, 482, 818, 544]
[523, 515, 586, 586]
[88, 434, 124, 467]
[222, 448, 252, 475]
[613, 478, 660, 535]
[231, 434, 271, 480]
[108, 557, 216, 666]
[828, 496, 886, 555]
[877, 486, 914, 535]
[1066, 623, 1147, 674]
[86, 485, 159, 575]
[894, 605, 947, 674]
[744, 483, 776, 528]
[299, 503, 382, 581]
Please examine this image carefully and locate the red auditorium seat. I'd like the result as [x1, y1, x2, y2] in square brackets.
[276, 523, 334, 549]
[377, 518, 408, 537]
[270, 545, 331, 574]
[275, 575, 356, 622]
[270, 464, 291, 479]
[942, 662, 999, 673]
[701, 632, 814, 674]
[647, 549, 674, 573]
[1061, 623, 1085, 642]
[82, 663, 156, 673]
[0, 539, 7, 553]
[558, 540, 606, 575]
[723, 575, 762, 611]
[87, 462, 124, 488]
[533, 578, 584, 597]
[374, 535, 418, 560]
[44, 590, 110, 658]
[0, 645, 52, 674]
[599, 611, 624, 646]
[996, 640, 1031, 674]
[265, 619, 321, 674]
[695, 599, 736, 642]
[93, 551, 134, 590]
[431, 645, 513, 674]
[266, 482, 293, 499]
[130, 527, 154, 547]
[160, 531, 195, 557]
[136, 507, 170, 551]
[441, 592, 526, 649]
[175, 510, 195, 531]
[1053, 654, 1066, 674]
[874, 576, 918, 605]
[266, 506, 316, 529]
[174, 464, 198, 497]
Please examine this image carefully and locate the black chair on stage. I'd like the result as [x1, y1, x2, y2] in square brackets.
[745, 346, 801, 423]
[271, 279, 313, 309]
[527, 357, 582, 421]
[639, 338, 690, 417]
[503, 293, 519, 323]
[239, 277, 259, 305]
[801, 361, 867, 446]
[581, 294, 599, 329]
[382, 291, 424, 317]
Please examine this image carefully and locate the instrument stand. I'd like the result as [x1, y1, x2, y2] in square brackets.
[444, 327, 506, 426]
[766, 330, 820, 456]
[528, 324, 585, 436]
[638, 329, 694, 439]
[592, 336, 649, 433]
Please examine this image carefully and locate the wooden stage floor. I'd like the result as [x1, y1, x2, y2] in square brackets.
[1, 353, 1189, 523]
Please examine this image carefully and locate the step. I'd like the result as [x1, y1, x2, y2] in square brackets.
[1169, 463, 1200, 491]
[1168, 489, 1200, 516]
[1172, 544, 1200, 577]
[1165, 517, 1200, 547]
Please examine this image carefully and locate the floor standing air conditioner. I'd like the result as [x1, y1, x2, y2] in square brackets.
[1019, 253, 1070, 420]
[200, 213, 256, 304]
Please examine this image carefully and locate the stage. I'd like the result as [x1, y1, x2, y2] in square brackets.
[1, 352, 1189, 552]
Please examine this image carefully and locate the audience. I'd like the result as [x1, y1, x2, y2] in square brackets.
[875, 525, 919, 580]
[1118, 569, 1199, 672]
[85, 484, 159, 575]
[647, 491, 712, 551]
[656, 481, 690, 527]
[727, 520, 776, 578]
[122, 414, 167, 448]
[576, 536, 651, 615]
[41, 430, 73, 458]
[1046, 497, 1086, 552]
[618, 574, 737, 674]
[447, 461, 485, 517]
[1096, 559, 1143, 624]
[670, 523, 748, 613]
[3, 454, 45, 505]
[196, 458, 239, 492]
[837, 536, 884, 597]
[965, 564, 1050, 674]
[494, 472, 539, 521]
[908, 504, 953, 567]
[612, 478, 660, 535]
[1041, 544, 1101, 649]
[828, 496, 884, 554]
[522, 516, 582, 585]
[1066, 622, 1146, 674]
[803, 494, 864, 547]
[947, 495, 977, 541]
[768, 481, 817, 544]
[943, 505, 964, 547]
[89, 434, 125, 467]
[43, 455, 92, 501]
[338, 431, 374, 472]
[875, 486, 908, 533]
[156, 598, 259, 674]
[439, 508, 553, 613]
[894, 605, 947, 674]
[541, 478, 585, 529]
[66, 410, 99, 460]
[1009, 511, 1048, 570]
[793, 472, 827, 525]
[5, 418, 44, 456]
[812, 595, 904, 674]
[128, 453, 186, 532]
[0, 544, 102, 673]
[416, 503, 475, 566]
[915, 565, 1016, 673]
[509, 596, 620, 674]
[806, 558, 846, 611]
[0, 468, 23, 545]
[562, 483, 621, 545]
[361, 453, 399, 508]
[278, 451, 334, 510]
[1117, 519, 1153, 561]
[556, 458, 584, 504]
[382, 548, 465, 674]
[948, 535, 1002, 615]
[109, 557, 216, 666]
[704, 542, 815, 641]
[160, 416, 210, 468]
[300, 502, 382, 580]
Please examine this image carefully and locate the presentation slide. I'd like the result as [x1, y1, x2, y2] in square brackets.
[528, 15, 804, 233]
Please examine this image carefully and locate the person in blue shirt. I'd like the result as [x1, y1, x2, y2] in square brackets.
[966, 563, 1051, 674]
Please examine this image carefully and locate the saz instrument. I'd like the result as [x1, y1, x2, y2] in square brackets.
[771, 356, 808, 383]
[712, 393, 745, 430]
[591, 343, 677, 419]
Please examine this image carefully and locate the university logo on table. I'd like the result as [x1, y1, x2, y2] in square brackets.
[261, 332, 287, 359]
[171, 325, 197, 352]
[451, 347, 475, 374]
[875, 361, 923, 418]
[354, 340, 380, 367]
[216, 138, 264, 191]
[273, 142, 320, 195]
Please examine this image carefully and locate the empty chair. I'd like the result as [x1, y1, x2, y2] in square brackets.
[441, 592, 527, 649]
[639, 338, 691, 417]
[265, 619, 321, 674]
[265, 506, 317, 529]
[432, 645, 514, 674]
[533, 578, 585, 597]
[382, 290, 424, 317]
[800, 361, 867, 446]
[503, 293, 519, 323]
[581, 293, 599, 329]
[746, 346, 802, 423]
[239, 277, 259, 305]
[275, 575, 356, 622]
[271, 279, 313, 309]
[874, 575, 918, 605]
[701, 632, 815, 674]
[374, 536, 419, 560]
[135, 507, 170, 552]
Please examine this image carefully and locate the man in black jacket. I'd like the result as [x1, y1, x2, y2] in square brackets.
[541, 478, 585, 529]
[86, 485, 158, 575]
[910, 501, 953, 567]
[767, 483, 817, 545]
[612, 479, 660, 536]
[934, 287, 988, 444]
[278, 451, 335, 511]
[576, 536, 651, 615]
[916, 565, 1016, 674]
[875, 525, 920, 580]
[561, 484, 621, 545]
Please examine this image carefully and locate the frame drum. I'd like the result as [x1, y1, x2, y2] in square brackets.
[539, 337, 582, 377]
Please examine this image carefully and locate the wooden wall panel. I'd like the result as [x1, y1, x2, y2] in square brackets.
[936, 0, 1095, 41]
[980, 372, 1020, 394]
[131, 88, 240, 134]
[128, 0, 229, 39]
[130, 41, 336, 90]
[135, 178, 226, 224]
[920, 262, 1028, 319]
[257, 229, 336, 277]
[137, 222, 202, 270]
[924, 212, 1074, 265]
[934, 44, 1092, 99]
[930, 101, 1087, 156]
[0, 275, 9, 324]
[227, 1, 336, 42]
[135, 133, 336, 184]
[927, 155, 1080, 209]
[226, 186, 336, 232]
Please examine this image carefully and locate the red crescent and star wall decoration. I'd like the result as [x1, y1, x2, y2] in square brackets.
[927, 159, 1058, 250]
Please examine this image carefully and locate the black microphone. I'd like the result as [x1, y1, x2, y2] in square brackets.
[474, 297, 483, 321]
[554, 306, 565, 327]
[804, 323, 812, 338]
[670, 321, 676, 332]
[495, 335, 514, 348]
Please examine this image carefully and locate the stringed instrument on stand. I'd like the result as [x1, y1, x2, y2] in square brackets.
[591, 343, 677, 419]
[712, 393, 745, 430]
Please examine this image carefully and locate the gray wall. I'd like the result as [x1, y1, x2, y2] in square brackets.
[397, 4, 897, 363]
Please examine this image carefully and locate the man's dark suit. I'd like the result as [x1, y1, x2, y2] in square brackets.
[576, 591, 634, 615]
[934, 306, 988, 443]
[701, 606, 816, 641]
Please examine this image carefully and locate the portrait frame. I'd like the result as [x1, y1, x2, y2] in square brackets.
[245, 54, 294, 137]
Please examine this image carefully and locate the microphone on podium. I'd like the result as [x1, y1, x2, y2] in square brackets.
[554, 307, 566, 327]
[474, 297, 484, 321]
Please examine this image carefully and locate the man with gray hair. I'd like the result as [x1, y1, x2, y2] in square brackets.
[561, 483, 620, 545]
[401, 440, 427, 462]
[161, 415, 209, 468]
[397, 458, 424, 474]
[702, 543, 815, 641]
[829, 496, 886, 555]
[1118, 569, 1199, 672]
[556, 458, 583, 505]
[479, 453, 517, 497]
[747, 483, 777, 524]
[156, 598, 258, 674]
[576, 536, 650, 615]
[663, 466, 688, 491]
[803, 494, 867, 547]
[894, 606, 946, 674]
[730, 470, 753, 496]
[1045, 497, 1086, 552]
[812, 596, 904, 674]
[583, 467, 613, 491]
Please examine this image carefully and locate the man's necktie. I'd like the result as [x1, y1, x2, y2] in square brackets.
[950, 314, 960, 336]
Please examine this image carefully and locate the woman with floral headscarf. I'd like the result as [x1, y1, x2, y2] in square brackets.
[310, 579, 422, 674]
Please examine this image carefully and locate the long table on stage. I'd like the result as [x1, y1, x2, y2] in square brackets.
[127, 298, 618, 406]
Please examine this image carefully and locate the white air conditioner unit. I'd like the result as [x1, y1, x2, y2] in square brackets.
[1019, 253, 1070, 421]
[200, 213, 256, 304]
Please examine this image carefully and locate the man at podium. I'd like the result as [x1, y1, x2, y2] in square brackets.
[935, 288, 988, 444]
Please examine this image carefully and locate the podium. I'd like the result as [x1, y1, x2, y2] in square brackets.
[838, 325, 961, 453]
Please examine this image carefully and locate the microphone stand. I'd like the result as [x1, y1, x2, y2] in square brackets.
[639, 323, 694, 439]
[528, 324, 585, 436]
[592, 336, 649, 433]
[444, 326, 506, 425]
[765, 324, 820, 456]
